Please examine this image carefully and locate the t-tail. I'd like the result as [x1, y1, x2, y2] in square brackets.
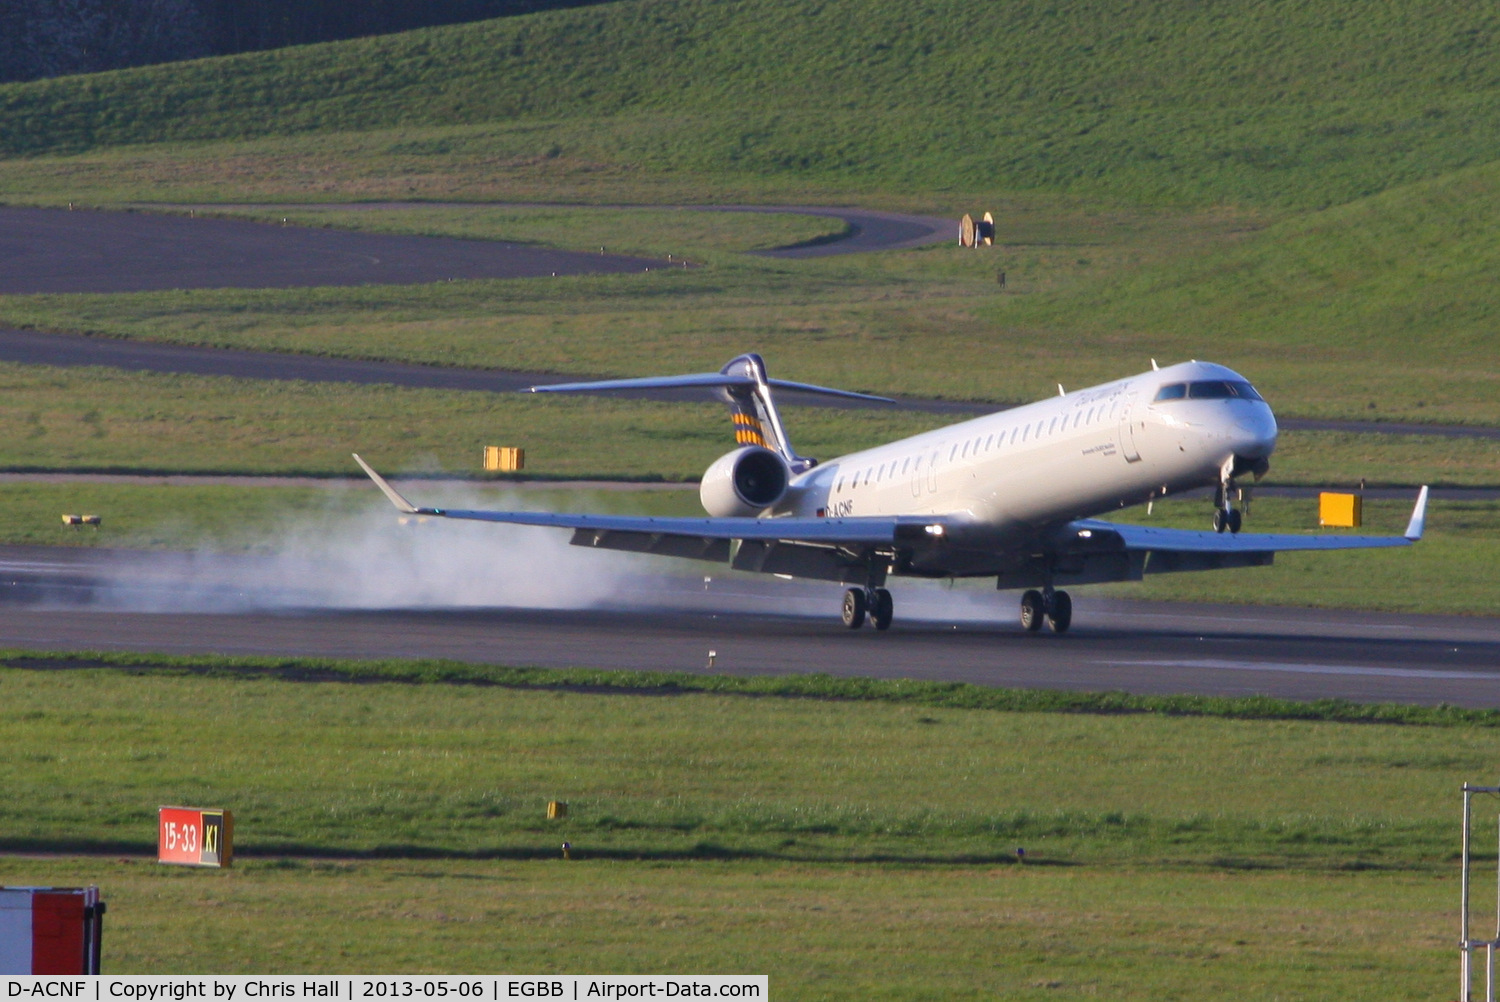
[527, 352, 894, 474]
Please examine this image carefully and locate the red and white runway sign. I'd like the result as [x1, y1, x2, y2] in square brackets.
[0, 887, 104, 975]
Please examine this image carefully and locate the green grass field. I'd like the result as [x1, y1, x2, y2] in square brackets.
[0, 662, 1476, 992]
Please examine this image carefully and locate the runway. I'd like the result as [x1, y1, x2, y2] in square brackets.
[1, 543, 1497, 707]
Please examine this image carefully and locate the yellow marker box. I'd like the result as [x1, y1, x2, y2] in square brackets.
[483, 446, 525, 472]
[1319, 492, 1362, 528]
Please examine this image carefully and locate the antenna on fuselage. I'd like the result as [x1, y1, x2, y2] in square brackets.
[1151, 358, 1159, 371]
[1057, 383, 1065, 396]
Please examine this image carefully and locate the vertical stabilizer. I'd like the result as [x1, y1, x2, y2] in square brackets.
[717, 353, 813, 472]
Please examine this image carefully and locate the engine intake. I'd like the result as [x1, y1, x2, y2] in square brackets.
[699, 447, 790, 517]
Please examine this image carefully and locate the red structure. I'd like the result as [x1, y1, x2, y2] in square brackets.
[0, 886, 104, 974]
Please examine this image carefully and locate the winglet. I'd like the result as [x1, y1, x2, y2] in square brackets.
[353, 454, 420, 514]
[1404, 485, 1429, 541]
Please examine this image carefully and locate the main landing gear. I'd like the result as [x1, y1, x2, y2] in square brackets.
[841, 586, 894, 631]
[1020, 588, 1072, 634]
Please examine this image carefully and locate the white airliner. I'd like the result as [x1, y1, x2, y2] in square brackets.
[356, 353, 1427, 633]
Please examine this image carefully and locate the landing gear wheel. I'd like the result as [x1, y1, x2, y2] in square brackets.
[1020, 589, 1045, 632]
[870, 588, 894, 631]
[1227, 508, 1243, 534]
[841, 588, 867, 629]
[1046, 590, 1072, 634]
[1212, 508, 1228, 533]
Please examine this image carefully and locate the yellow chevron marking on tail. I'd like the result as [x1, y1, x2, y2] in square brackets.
[732, 412, 767, 447]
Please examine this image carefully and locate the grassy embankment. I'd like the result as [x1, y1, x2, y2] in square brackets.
[2, 0, 1498, 209]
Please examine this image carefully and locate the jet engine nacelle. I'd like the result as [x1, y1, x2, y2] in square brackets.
[699, 446, 790, 517]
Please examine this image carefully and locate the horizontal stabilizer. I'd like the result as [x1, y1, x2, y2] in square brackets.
[528, 372, 894, 404]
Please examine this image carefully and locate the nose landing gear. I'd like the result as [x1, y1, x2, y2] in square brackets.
[1212, 506, 1243, 534]
[1212, 456, 1246, 534]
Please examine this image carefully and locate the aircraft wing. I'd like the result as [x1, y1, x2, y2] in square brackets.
[354, 454, 939, 547]
[1071, 486, 1428, 555]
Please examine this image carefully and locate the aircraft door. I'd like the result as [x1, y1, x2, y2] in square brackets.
[1118, 394, 1142, 463]
[910, 454, 922, 497]
[927, 444, 943, 493]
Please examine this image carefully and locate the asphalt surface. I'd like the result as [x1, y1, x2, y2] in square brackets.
[0, 543, 1495, 707]
[712, 205, 953, 257]
[142, 201, 959, 259]
[0, 205, 658, 294]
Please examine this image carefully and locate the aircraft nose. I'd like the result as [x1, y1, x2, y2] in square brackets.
[1233, 403, 1279, 459]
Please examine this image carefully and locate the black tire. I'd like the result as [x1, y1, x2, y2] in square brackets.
[841, 588, 867, 629]
[1212, 508, 1228, 533]
[1047, 590, 1073, 634]
[871, 588, 894, 631]
[1227, 508, 1243, 534]
[1020, 590, 1045, 632]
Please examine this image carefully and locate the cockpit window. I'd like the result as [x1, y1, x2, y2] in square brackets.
[1157, 380, 1264, 402]
[1153, 383, 1187, 401]
[1188, 380, 1263, 400]
[1188, 380, 1234, 399]
[1232, 381, 1264, 401]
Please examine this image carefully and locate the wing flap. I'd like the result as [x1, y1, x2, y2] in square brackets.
[1078, 521, 1419, 554]
[422, 507, 922, 545]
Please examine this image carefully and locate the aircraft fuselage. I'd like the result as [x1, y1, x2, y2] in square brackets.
[777, 361, 1278, 546]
